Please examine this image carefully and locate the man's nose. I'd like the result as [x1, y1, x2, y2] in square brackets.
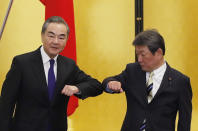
[138, 56, 142, 62]
[53, 37, 59, 43]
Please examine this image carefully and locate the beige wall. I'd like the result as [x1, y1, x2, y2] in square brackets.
[70, 0, 134, 130]
[0, 0, 197, 131]
[0, 0, 44, 84]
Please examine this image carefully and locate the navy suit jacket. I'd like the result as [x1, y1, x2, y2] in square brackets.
[102, 62, 192, 131]
[0, 47, 103, 131]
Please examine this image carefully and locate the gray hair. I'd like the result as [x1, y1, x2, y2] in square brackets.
[41, 16, 70, 37]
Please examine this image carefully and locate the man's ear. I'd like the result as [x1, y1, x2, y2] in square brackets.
[41, 33, 44, 43]
[155, 48, 163, 56]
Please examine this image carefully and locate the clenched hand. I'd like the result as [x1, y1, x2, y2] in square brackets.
[107, 81, 123, 93]
[61, 85, 79, 96]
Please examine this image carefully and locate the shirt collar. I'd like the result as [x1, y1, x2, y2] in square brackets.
[40, 46, 58, 64]
[152, 61, 167, 77]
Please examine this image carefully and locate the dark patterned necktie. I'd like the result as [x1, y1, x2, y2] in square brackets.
[147, 72, 154, 102]
[140, 72, 154, 131]
[48, 59, 55, 101]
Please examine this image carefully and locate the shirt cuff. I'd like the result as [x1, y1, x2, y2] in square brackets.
[105, 85, 115, 93]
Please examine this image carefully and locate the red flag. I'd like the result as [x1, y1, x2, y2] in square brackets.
[40, 0, 78, 116]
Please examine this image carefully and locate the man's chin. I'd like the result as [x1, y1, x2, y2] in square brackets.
[48, 51, 60, 58]
[51, 50, 60, 55]
[141, 66, 149, 72]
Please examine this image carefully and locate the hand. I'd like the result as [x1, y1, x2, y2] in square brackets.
[61, 85, 79, 96]
[107, 81, 123, 93]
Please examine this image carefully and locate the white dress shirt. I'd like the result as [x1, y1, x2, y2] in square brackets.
[40, 46, 58, 85]
[146, 62, 167, 103]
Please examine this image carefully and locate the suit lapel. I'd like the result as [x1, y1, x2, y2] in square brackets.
[132, 65, 148, 106]
[51, 56, 70, 105]
[53, 56, 65, 100]
[31, 48, 49, 103]
[151, 64, 172, 103]
[139, 70, 148, 105]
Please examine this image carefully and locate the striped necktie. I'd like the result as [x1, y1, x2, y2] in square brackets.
[147, 72, 154, 103]
[140, 72, 154, 131]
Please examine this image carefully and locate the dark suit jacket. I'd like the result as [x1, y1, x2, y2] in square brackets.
[0, 47, 103, 131]
[102, 62, 192, 131]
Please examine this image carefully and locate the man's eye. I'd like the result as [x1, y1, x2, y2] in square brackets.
[59, 37, 65, 40]
[48, 35, 54, 38]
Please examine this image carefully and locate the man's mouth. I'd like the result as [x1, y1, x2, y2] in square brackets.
[51, 47, 58, 49]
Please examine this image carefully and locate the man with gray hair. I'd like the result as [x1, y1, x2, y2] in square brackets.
[0, 16, 103, 131]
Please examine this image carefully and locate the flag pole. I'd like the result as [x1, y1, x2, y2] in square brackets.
[0, 0, 14, 40]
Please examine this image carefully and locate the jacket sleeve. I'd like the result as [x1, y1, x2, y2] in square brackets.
[177, 77, 192, 131]
[102, 64, 129, 93]
[0, 57, 21, 131]
[72, 64, 103, 99]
